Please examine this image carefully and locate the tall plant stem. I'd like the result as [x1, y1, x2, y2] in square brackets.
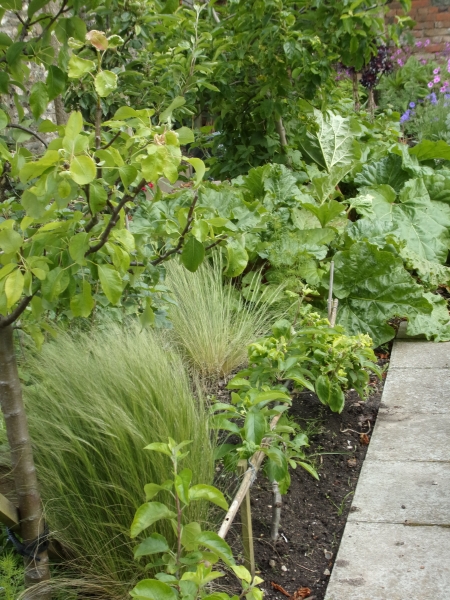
[0, 326, 50, 598]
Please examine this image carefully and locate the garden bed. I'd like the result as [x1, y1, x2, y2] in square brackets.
[223, 352, 389, 600]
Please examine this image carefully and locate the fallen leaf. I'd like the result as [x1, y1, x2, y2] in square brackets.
[360, 433, 370, 445]
[271, 582, 291, 598]
[292, 587, 312, 599]
[347, 458, 357, 468]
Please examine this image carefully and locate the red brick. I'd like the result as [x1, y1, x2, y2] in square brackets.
[422, 21, 437, 29]
[427, 43, 444, 53]
[435, 12, 450, 22]
[435, 21, 450, 29]
[417, 7, 430, 15]
[412, 0, 430, 7]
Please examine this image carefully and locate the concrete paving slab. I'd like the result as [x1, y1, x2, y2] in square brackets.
[348, 460, 450, 525]
[390, 340, 450, 369]
[367, 411, 450, 462]
[325, 521, 450, 600]
[380, 368, 450, 413]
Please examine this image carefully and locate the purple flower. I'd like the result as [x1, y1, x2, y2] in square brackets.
[440, 86, 447, 93]
[416, 41, 423, 48]
[434, 76, 441, 83]
[397, 58, 404, 66]
[400, 110, 411, 123]
[431, 92, 438, 105]
[434, 68, 441, 74]
[425, 39, 430, 47]
[409, 101, 416, 108]
[421, 59, 428, 65]
[428, 81, 434, 88]
[445, 94, 450, 100]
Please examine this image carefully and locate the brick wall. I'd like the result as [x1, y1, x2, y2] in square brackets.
[387, 0, 450, 53]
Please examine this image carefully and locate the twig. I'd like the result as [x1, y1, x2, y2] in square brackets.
[205, 235, 227, 251]
[151, 193, 198, 266]
[6, 124, 48, 148]
[85, 180, 145, 255]
[101, 129, 122, 150]
[0, 295, 34, 328]
[340, 420, 371, 435]
[270, 481, 282, 542]
[327, 260, 334, 321]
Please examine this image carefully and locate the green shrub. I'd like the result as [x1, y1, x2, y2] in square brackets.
[22, 324, 214, 598]
[165, 259, 281, 380]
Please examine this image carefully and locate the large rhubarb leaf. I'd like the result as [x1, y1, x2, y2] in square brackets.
[422, 169, 450, 204]
[370, 179, 450, 264]
[400, 246, 450, 290]
[333, 242, 432, 346]
[406, 292, 450, 342]
[354, 154, 408, 192]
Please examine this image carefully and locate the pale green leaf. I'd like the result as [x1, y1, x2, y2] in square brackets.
[130, 502, 176, 538]
[97, 264, 123, 305]
[5, 269, 24, 308]
[180, 236, 204, 273]
[69, 155, 96, 185]
[94, 70, 118, 97]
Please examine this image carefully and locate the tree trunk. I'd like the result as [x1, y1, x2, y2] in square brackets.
[0, 326, 51, 597]
[275, 116, 288, 149]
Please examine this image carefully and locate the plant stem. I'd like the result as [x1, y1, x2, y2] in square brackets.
[270, 481, 282, 542]
[0, 326, 50, 598]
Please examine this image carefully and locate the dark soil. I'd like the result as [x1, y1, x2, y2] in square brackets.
[221, 352, 389, 600]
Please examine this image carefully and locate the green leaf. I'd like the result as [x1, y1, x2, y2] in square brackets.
[181, 521, 202, 551]
[265, 447, 288, 483]
[69, 232, 89, 264]
[70, 280, 95, 318]
[29, 82, 49, 120]
[175, 127, 195, 145]
[224, 239, 248, 278]
[354, 154, 408, 192]
[0, 72, 9, 94]
[406, 292, 450, 342]
[175, 468, 192, 505]
[46, 65, 67, 101]
[333, 242, 432, 346]
[244, 410, 266, 445]
[315, 376, 345, 413]
[89, 181, 107, 214]
[130, 579, 178, 600]
[27, 0, 49, 16]
[423, 169, 450, 204]
[185, 158, 206, 187]
[196, 532, 234, 566]
[180, 236, 204, 273]
[231, 565, 252, 584]
[159, 96, 186, 122]
[69, 155, 96, 185]
[302, 200, 345, 227]
[134, 533, 170, 559]
[94, 70, 118, 97]
[119, 165, 137, 189]
[130, 502, 176, 538]
[68, 55, 96, 79]
[188, 485, 228, 511]
[0, 109, 8, 130]
[65, 111, 83, 140]
[144, 442, 171, 456]
[41, 267, 70, 302]
[0, 228, 22, 253]
[97, 264, 123, 305]
[409, 140, 450, 162]
[5, 269, 24, 309]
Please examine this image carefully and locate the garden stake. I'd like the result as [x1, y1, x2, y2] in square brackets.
[330, 298, 339, 327]
[218, 408, 287, 540]
[238, 459, 256, 577]
[327, 261, 335, 321]
[270, 481, 282, 542]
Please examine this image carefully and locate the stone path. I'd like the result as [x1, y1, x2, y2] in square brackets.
[325, 336, 450, 600]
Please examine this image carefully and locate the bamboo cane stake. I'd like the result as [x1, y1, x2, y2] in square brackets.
[327, 261, 335, 321]
[237, 460, 255, 577]
[217, 409, 286, 539]
[330, 298, 339, 327]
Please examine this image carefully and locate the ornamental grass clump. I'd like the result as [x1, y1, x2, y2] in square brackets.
[165, 258, 282, 381]
[22, 324, 213, 598]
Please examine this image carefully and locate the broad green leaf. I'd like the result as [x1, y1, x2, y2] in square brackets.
[409, 140, 450, 162]
[29, 82, 49, 120]
[175, 468, 192, 505]
[185, 157, 206, 187]
[175, 127, 195, 145]
[119, 165, 137, 189]
[41, 267, 70, 302]
[0, 228, 22, 253]
[354, 154, 408, 192]
[333, 242, 432, 346]
[139, 298, 155, 328]
[65, 111, 83, 140]
[315, 375, 345, 413]
[181, 521, 202, 551]
[69, 155, 96, 185]
[70, 280, 94, 318]
[423, 169, 450, 204]
[68, 55, 96, 79]
[224, 239, 248, 278]
[134, 533, 169, 559]
[130, 579, 178, 600]
[244, 410, 266, 445]
[159, 96, 186, 122]
[180, 236, 204, 273]
[144, 442, 171, 456]
[265, 447, 289, 483]
[94, 70, 118, 97]
[231, 565, 252, 584]
[5, 269, 24, 308]
[188, 485, 228, 511]
[0, 263, 17, 280]
[69, 232, 89, 264]
[299, 109, 359, 174]
[302, 200, 345, 227]
[46, 65, 67, 101]
[27, 0, 50, 17]
[98, 264, 123, 305]
[400, 246, 450, 289]
[130, 502, 176, 538]
[107, 35, 124, 49]
[195, 532, 234, 566]
[89, 181, 107, 214]
[406, 292, 450, 342]
[144, 481, 172, 500]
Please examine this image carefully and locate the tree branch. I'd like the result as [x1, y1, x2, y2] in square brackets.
[34, 0, 69, 43]
[0, 295, 34, 328]
[151, 192, 198, 266]
[6, 124, 48, 148]
[205, 235, 227, 251]
[101, 129, 122, 150]
[85, 179, 146, 256]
